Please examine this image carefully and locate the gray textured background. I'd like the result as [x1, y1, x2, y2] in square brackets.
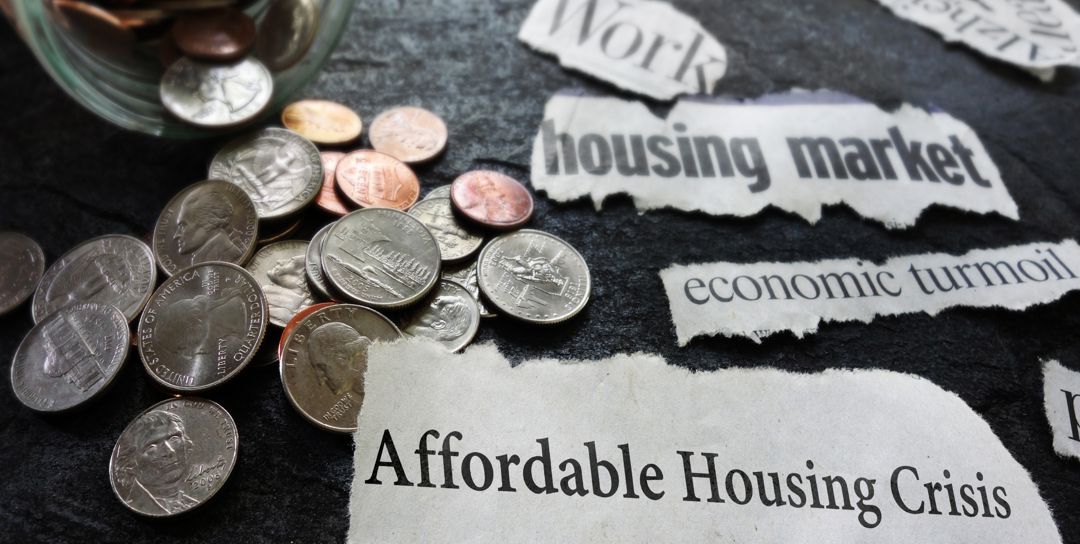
[2, 0, 1079, 542]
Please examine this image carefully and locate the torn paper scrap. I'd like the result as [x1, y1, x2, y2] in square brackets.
[349, 340, 1061, 543]
[872, 0, 1080, 78]
[1042, 359, 1080, 462]
[518, 0, 727, 100]
[530, 90, 1018, 228]
[660, 239, 1080, 345]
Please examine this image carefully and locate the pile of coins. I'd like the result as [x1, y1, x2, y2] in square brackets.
[1, 102, 591, 516]
[46, 0, 321, 128]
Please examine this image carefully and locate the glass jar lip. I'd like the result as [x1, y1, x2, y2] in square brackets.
[11, 0, 355, 138]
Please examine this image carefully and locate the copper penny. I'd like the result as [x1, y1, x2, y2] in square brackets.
[334, 150, 420, 211]
[450, 170, 534, 230]
[171, 7, 255, 61]
[282, 100, 363, 146]
[368, 106, 448, 164]
[277, 302, 336, 360]
[54, 0, 135, 56]
[316, 151, 351, 216]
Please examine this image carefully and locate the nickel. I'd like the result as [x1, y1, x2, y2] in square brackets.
[476, 230, 590, 324]
[152, 179, 259, 276]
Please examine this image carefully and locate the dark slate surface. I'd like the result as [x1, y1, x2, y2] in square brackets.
[2, 0, 1079, 542]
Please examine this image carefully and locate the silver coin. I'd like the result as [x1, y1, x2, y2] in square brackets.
[109, 397, 238, 517]
[441, 260, 494, 318]
[32, 234, 157, 324]
[244, 240, 316, 328]
[280, 304, 401, 433]
[400, 280, 479, 352]
[422, 184, 451, 201]
[407, 197, 483, 263]
[476, 230, 591, 324]
[138, 262, 266, 392]
[305, 224, 337, 301]
[160, 57, 272, 128]
[208, 127, 323, 221]
[256, 0, 319, 71]
[11, 302, 129, 412]
[0, 232, 45, 316]
[321, 208, 441, 309]
[152, 180, 259, 277]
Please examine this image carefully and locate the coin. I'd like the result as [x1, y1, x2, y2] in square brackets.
[138, 262, 266, 392]
[244, 241, 316, 327]
[315, 151, 351, 216]
[256, 217, 302, 244]
[281, 100, 363, 145]
[249, 331, 281, 367]
[421, 184, 451, 201]
[450, 170, 534, 230]
[55, 0, 135, 57]
[305, 224, 338, 301]
[0, 232, 45, 317]
[160, 57, 272, 128]
[255, 0, 318, 71]
[476, 230, 591, 324]
[171, 8, 255, 61]
[321, 208, 441, 309]
[277, 301, 335, 359]
[334, 150, 420, 211]
[152, 179, 259, 277]
[368, 106, 448, 164]
[32, 234, 157, 324]
[407, 197, 483, 263]
[11, 302, 129, 412]
[400, 280, 479, 352]
[208, 127, 323, 220]
[280, 304, 401, 433]
[441, 260, 494, 318]
[109, 397, 238, 517]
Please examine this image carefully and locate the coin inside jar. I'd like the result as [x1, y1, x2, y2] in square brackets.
[368, 106, 448, 164]
[32, 234, 157, 324]
[138, 262, 267, 392]
[0, 232, 45, 317]
[244, 240, 316, 327]
[321, 208, 441, 309]
[160, 57, 273, 129]
[450, 170, 534, 231]
[282, 100, 363, 145]
[476, 230, 591, 324]
[407, 197, 484, 263]
[315, 151, 351, 216]
[280, 303, 401, 433]
[152, 179, 259, 277]
[109, 397, 238, 517]
[334, 150, 420, 211]
[208, 127, 323, 220]
[171, 7, 255, 61]
[11, 302, 130, 412]
[399, 280, 479, 352]
[255, 0, 318, 71]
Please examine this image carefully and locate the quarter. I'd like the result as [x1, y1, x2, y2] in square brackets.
[407, 197, 483, 262]
[160, 57, 272, 128]
[208, 127, 323, 220]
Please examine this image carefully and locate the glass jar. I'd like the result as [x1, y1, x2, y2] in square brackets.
[7, 0, 353, 138]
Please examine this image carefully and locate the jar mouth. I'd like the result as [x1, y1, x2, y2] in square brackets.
[13, 0, 355, 138]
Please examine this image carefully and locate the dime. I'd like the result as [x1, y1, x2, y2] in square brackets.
[138, 262, 266, 392]
[109, 397, 238, 517]
[255, 0, 318, 71]
[400, 280, 479, 352]
[450, 170, 534, 230]
[152, 179, 259, 277]
[256, 218, 302, 244]
[11, 302, 129, 412]
[277, 301, 335, 359]
[476, 230, 590, 324]
[305, 224, 338, 300]
[0, 232, 45, 316]
[315, 151, 351, 216]
[32, 234, 156, 324]
[160, 57, 272, 128]
[368, 106, 448, 164]
[334, 150, 420, 211]
[441, 260, 494, 318]
[321, 208, 441, 309]
[244, 241, 316, 327]
[208, 127, 323, 220]
[421, 184, 451, 201]
[281, 100, 363, 145]
[280, 304, 401, 433]
[171, 8, 255, 61]
[407, 197, 483, 262]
